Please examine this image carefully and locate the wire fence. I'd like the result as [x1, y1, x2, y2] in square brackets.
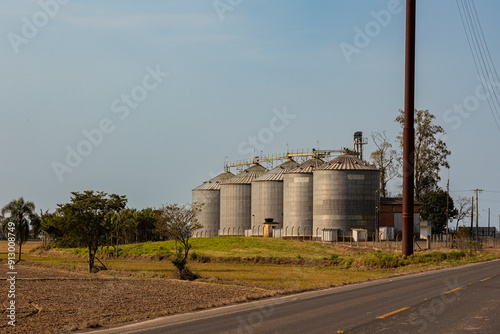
[192, 228, 500, 251]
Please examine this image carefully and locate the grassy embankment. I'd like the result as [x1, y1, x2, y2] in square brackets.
[22, 238, 500, 292]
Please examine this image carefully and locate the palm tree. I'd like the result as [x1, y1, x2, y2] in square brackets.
[1, 197, 39, 262]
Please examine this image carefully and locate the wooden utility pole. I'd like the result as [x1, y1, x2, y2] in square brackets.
[402, 0, 416, 257]
[470, 196, 474, 239]
[375, 190, 380, 242]
[473, 189, 482, 246]
[487, 208, 490, 236]
[446, 178, 450, 246]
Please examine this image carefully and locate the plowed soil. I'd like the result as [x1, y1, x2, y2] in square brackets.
[0, 265, 274, 334]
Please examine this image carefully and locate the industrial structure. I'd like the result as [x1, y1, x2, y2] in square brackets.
[283, 157, 325, 236]
[251, 159, 298, 235]
[219, 164, 267, 236]
[192, 171, 233, 237]
[313, 154, 380, 235]
[192, 132, 390, 241]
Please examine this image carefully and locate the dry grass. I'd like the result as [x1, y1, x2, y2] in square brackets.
[1, 240, 499, 333]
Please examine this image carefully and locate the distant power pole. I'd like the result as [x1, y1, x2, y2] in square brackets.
[470, 196, 474, 239]
[488, 208, 490, 236]
[473, 189, 483, 246]
[446, 178, 450, 246]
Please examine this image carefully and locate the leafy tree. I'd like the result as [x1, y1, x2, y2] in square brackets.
[419, 190, 457, 234]
[137, 208, 161, 241]
[1, 197, 40, 262]
[369, 131, 398, 197]
[107, 208, 138, 257]
[154, 203, 203, 280]
[45, 191, 127, 273]
[39, 209, 56, 249]
[395, 109, 451, 199]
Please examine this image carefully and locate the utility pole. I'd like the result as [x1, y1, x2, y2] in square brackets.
[473, 189, 483, 246]
[402, 0, 416, 257]
[470, 196, 474, 239]
[487, 208, 490, 236]
[446, 178, 449, 246]
[375, 190, 380, 242]
[470, 196, 474, 242]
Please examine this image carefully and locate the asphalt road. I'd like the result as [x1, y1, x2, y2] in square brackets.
[86, 259, 500, 334]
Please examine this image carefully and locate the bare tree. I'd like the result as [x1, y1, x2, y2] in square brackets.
[370, 131, 398, 197]
[154, 203, 203, 280]
[454, 196, 472, 229]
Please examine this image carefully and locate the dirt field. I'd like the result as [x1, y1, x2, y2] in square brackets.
[3, 240, 499, 334]
[0, 264, 275, 334]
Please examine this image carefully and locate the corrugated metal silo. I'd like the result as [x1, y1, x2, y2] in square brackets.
[283, 158, 325, 237]
[220, 164, 267, 235]
[251, 159, 298, 235]
[313, 154, 380, 238]
[192, 171, 234, 237]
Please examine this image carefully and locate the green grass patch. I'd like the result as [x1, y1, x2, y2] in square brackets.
[52, 237, 360, 261]
[19, 239, 500, 292]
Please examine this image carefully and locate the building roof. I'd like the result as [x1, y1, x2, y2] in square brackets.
[380, 197, 423, 206]
[253, 159, 298, 182]
[192, 171, 234, 191]
[316, 154, 378, 171]
[221, 164, 267, 185]
[286, 157, 325, 174]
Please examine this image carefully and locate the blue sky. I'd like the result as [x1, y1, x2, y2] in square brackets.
[1, 0, 499, 227]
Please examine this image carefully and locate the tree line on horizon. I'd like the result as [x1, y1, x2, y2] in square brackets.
[0, 191, 202, 278]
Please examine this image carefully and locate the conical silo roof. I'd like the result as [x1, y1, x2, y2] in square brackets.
[253, 159, 298, 182]
[221, 164, 267, 185]
[193, 171, 234, 191]
[316, 153, 378, 171]
[286, 157, 325, 174]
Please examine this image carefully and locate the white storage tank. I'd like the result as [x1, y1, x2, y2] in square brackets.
[192, 171, 234, 237]
[220, 164, 267, 236]
[251, 159, 298, 235]
[313, 154, 380, 236]
[283, 158, 325, 237]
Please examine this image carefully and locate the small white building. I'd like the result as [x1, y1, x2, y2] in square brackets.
[379, 226, 395, 241]
[322, 228, 339, 242]
[420, 220, 432, 239]
[352, 228, 368, 242]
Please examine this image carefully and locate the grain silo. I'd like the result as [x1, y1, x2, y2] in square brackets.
[283, 157, 325, 237]
[220, 164, 267, 236]
[192, 171, 234, 237]
[251, 159, 298, 235]
[313, 154, 380, 238]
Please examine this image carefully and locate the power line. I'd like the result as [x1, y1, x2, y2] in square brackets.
[457, 0, 500, 131]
